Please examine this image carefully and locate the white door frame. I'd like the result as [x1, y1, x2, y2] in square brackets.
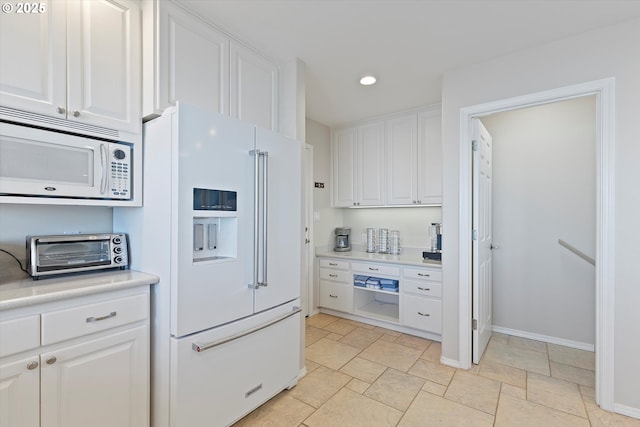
[457, 77, 615, 409]
[303, 144, 315, 316]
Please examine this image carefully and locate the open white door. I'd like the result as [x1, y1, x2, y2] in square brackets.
[472, 118, 493, 364]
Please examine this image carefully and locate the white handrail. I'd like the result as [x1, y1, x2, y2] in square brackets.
[558, 239, 595, 266]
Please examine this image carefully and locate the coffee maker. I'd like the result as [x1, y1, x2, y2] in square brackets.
[334, 227, 351, 252]
[423, 222, 442, 260]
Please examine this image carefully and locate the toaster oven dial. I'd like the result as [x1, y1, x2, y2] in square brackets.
[114, 256, 123, 264]
[112, 236, 122, 244]
[113, 246, 123, 254]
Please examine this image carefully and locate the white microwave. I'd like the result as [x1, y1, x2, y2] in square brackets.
[0, 121, 133, 200]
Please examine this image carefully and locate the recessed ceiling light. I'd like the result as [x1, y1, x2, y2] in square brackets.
[360, 75, 376, 86]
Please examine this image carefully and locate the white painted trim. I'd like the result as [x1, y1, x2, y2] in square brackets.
[492, 325, 595, 352]
[458, 77, 615, 410]
[440, 357, 462, 369]
[613, 404, 640, 420]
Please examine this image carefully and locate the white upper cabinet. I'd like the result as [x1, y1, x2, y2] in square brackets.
[0, 0, 142, 133]
[386, 109, 442, 206]
[332, 121, 385, 207]
[332, 107, 442, 208]
[332, 127, 357, 207]
[143, 1, 279, 131]
[417, 110, 442, 205]
[386, 114, 418, 205]
[144, 1, 228, 116]
[230, 41, 279, 131]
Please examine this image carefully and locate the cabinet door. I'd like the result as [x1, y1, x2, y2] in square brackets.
[386, 114, 418, 205]
[40, 325, 149, 427]
[66, 0, 141, 133]
[156, 2, 229, 116]
[332, 127, 357, 207]
[0, 0, 65, 117]
[417, 111, 442, 205]
[0, 355, 40, 427]
[230, 41, 278, 131]
[357, 121, 385, 206]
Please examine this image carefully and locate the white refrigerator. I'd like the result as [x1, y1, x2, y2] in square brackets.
[114, 103, 302, 427]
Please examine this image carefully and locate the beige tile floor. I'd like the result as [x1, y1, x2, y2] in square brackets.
[233, 313, 640, 427]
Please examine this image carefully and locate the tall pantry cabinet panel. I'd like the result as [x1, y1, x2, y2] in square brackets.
[386, 114, 418, 205]
[332, 127, 357, 207]
[0, 0, 141, 133]
[230, 41, 279, 131]
[0, 354, 40, 427]
[142, 0, 229, 117]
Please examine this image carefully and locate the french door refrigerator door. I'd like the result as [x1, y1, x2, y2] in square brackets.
[172, 104, 255, 337]
[253, 127, 302, 313]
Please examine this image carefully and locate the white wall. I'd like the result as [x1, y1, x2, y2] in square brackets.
[0, 205, 113, 283]
[481, 96, 596, 347]
[306, 118, 343, 250]
[441, 18, 640, 412]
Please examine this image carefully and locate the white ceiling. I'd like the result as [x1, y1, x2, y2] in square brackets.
[179, 0, 640, 127]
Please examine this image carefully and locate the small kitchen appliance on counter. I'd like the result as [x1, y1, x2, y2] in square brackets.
[334, 227, 351, 252]
[27, 233, 129, 279]
[423, 222, 442, 260]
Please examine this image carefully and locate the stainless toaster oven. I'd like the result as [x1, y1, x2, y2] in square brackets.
[27, 233, 129, 279]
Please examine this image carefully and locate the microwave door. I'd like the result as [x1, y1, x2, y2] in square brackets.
[0, 124, 102, 198]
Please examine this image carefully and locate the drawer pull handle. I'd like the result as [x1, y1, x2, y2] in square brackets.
[417, 287, 431, 291]
[27, 361, 39, 370]
[418, 312, 431, 317]
[417, 273, 430, 277]
[46, 356, 57, 365]
[329, 263, 338, 266]
[368, 267, 379, 271]
[86, 311, 117, 323]
[329, 274, 338, 278]
[329, 294, 338, 298]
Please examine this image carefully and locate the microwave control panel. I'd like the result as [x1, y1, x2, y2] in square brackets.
[109, 143, 131, 199]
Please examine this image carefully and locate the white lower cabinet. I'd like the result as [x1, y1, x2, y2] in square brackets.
[0, 286, 150, 427]
[317, 257, 442, 337]
[0, 353, 40, 427]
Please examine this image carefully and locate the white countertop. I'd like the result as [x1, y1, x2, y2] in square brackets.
[0, 269, 159, 311]
[316, 249, 442, 268]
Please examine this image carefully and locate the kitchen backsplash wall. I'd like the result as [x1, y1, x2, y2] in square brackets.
[342, 206, 442, 251]
[0, 205, 113, 283]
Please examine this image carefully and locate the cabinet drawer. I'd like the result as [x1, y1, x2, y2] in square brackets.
[403, 279, 442, 298]
[403, 267, 442, 282]
[402, 295, 441, 334]
[41, 293, 148, 345]
[319, 258, 349, 270]
[351, 262, 400, 277]
[318, 281, 353, 313]
[0, 315, 40, 358]
[319, 268, 351, 283]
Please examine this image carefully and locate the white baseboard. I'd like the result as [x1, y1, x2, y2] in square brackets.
[298, 366, 308, 380]
[440, 356, 461, 369]
[613, 403, 640, 420]
[492, 325, 595, 352]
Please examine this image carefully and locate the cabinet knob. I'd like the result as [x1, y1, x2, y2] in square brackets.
[46, 356, 57, 365]
[56, 106, 65, 114]
[72, 110, 80, 117]
[417, 287, 431, 291]
[27, 361, 39, 370]
[329, 294, 338, 298]
[417, 273, 430, 277]
[329, 274, 338, 278]
[417, 200, 422, 204]
[417, 312, 431, 317]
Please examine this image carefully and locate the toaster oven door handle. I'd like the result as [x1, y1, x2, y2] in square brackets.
[100, 144, 108, 195]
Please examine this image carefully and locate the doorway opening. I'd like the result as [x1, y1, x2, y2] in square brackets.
[458, 78, 615, 409]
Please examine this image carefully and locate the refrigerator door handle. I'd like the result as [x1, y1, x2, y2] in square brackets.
[192, 307, 301, 353]
[249, 149, 261, 290]
[259, 151, 269, 288]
